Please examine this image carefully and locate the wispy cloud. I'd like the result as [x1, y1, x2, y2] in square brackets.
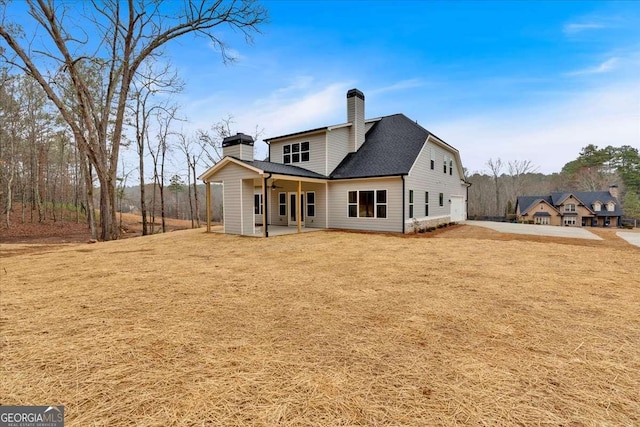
[563, 21, 606, 35]
[430, 80, 640, 174]
[566, 57, 619, 76]
[369, 79, 424, 95]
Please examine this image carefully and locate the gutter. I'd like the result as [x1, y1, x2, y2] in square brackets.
[264, 173, 272, 237]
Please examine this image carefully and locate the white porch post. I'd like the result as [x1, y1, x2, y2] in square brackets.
[206, 181, 211, 233]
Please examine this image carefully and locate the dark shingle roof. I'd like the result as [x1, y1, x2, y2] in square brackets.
[519, 191, 623, 217]
[236, 158, 328, 179]
[533, 211, 551, 217]
[330, 114, 431, 179]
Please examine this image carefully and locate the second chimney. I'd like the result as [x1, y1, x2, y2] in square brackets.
[347, 89, 365, 152]
[222, 133, 254, 162]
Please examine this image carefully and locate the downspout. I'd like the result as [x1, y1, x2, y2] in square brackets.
[401, 175, 406, 234]
[264, 173, 272, 237]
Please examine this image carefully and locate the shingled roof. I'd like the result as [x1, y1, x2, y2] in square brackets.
[517, 191, 623, 217]
[330, 114, 432, 179]
[237, 158, 328, 179]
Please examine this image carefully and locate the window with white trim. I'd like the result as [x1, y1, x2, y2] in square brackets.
[307, 191, 315, 217]
[409, 190, 414, 218]
[254, 193, 262, 215]
[564, 203, 576, 212]
[607, 202, 615, 212]
[443, 155, 447, 173]
[449, 159, 453, 175]
[348, 190, 387, 218]
[563, 216, 576, 226]
[425, 191, 429, 216]
[439, 192, 444, 207]
[430, 148, 435, 170]
[593, 202, 602, 211]
[535, 216, 549, 225]
[283, 141, 310, 164]
[278, 192, 286, 216]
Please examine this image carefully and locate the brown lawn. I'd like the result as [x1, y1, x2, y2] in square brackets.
[1, 226, 639, 426]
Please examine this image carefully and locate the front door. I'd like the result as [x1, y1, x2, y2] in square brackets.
[288, 192, 305, 226]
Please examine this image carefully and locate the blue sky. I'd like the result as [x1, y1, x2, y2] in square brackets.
[169, 0, 640, 175]
[4, 0, 639, 177]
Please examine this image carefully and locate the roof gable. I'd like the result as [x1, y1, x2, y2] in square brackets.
[330, 114, 431, 179]
[516, 196, 555, 215]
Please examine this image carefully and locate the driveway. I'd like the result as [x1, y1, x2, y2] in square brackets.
[463, 221, 603, 240]
[617, 232, 640, 248]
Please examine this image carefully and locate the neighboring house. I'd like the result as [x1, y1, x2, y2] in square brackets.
[515, 186, 623, 227]
[199, 89, 470, 236]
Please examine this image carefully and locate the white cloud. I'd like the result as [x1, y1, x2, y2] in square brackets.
[369, 79, 424, 95]
[563, 22, 606, 35]
[430, 80, 640, 174]
[566, 57, 619, 76]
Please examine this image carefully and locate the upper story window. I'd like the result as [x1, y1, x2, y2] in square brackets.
[430, 148, 435, 170]
[449, 159, 453, 175]
[283, 141, 310, 164]
[564, 203, 576, 212]
[607, 202, 615, 212]
[443, 155, 447, 174]
[593, 202, 602, 212]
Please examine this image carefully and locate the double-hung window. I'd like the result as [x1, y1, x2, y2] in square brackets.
[307, 191, 315, 217]
[449, 159, 453, 175]
[254, 194, 262, 215]
[348, 190, 387, 218]
[283, 142, 310, 164]
[409, 190, 414, 218]
[443, 155, 447, 174]
[425, 191, 429, 216]
[564, 203, 576, 212]
[430, 148, 435, 170]
[278, 193, 286, 216]
[439, 192, 444, 207]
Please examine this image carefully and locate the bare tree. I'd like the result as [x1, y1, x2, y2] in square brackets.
[128, 61, 184, 235]
[506, 160, 538, 207]
[1, 0, 267, 240]
[486, 158, 503, 216]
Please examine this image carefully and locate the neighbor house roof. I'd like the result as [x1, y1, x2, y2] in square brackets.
[517, 191, 623, 217]
[331, 114, 442, 179]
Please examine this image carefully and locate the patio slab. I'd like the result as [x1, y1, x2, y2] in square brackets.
[463, 221, 603, 240]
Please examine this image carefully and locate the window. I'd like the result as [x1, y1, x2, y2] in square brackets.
[376, 190, 387, 218]
[563, 217, 576, 226]
[430, 148, 435, 170]
[593, 202, 602, 212]
[425, 191, 429, 216]
[283, 142, 309, 164]
[564, 203, 576, 212]
[449, 159, 453, 175]
[254, 194, 262, 215]
[348, 190, 387, 218]
[535, 216, 549, 225]
[307, 191, 315, 217]
[279, 193, 286, 216]
[409, 190, 414, 218]
[439, 192, 444, 207]
[607, 202, 615, 212]
[443, 155, 447, 173]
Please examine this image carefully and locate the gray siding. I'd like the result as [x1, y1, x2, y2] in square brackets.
[326, 127, 351, 175]
[223, 143, 253, 161]
[328, 177, 403, 233]
[269, 133, 327, 176]
[214, 162, 260, 235]
[404, 138, 467, 225]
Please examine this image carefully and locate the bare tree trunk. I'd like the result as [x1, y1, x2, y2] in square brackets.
[192, 160, 200, 228]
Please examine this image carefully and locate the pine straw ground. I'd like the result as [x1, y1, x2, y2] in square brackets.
[1, 226, 639, 426]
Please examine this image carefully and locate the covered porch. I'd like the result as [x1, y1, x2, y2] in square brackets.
[199, 157, 328, 237]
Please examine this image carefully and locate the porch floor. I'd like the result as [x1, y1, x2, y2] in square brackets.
[211, 225, 325, 237]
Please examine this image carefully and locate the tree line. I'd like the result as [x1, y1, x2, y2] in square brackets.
[468, 145, 640, 220]
[0, 0, 267, 240]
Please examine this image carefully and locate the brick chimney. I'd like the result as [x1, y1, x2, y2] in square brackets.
[609, 184, 619, 199]
[347, 89, 365, 152]
[222, 133, 254, 162]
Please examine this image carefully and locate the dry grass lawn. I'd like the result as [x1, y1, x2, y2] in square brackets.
[1, 226, 639, 426]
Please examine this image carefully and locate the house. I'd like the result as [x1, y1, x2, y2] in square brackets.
[198, 89, 470, 236]
[515, 186, 623, 227]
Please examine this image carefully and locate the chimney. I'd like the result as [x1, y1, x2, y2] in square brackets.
[347, 88, 365, 152]
[609, 184, 619, 199]
[222, 133, 254, 162]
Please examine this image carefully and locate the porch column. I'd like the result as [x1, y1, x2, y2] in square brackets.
[206, 181, 211, 233]
[262, 177, 267, 237]
[297, 180, 302, 233]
